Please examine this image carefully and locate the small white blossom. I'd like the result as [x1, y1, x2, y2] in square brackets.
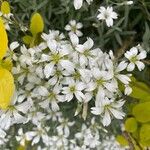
[16, 128, 27, 146]
[65, 20, 83, 37]
[97, 6, 118, 27]
[62, 78, 85, 102]
[73, 0, 93, 10]
[91, 98, 125, 126]
[125, 46, 147, 71]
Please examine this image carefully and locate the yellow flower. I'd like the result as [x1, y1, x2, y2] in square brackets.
[0, 68, 15, 109]
[0, 17, 8, 59]
[0, 17, 15, 109]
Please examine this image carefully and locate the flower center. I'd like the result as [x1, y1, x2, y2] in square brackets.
[130, 56, 137, 63]
[83, 49, 90, 57]
[51, 53, 61, 63]
[104, 12, 109, 19]
[70, 86, 76, 92]
[72, 26, 77, 32]
[96, 79, 104, 85]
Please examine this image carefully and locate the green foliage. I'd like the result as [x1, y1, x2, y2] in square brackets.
[132, 102, 150, 123]
[125, 117, 137, 133]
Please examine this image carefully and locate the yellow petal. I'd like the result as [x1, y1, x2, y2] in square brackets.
[1, 1, 11, 14]
[0, 17, 8, 59]
[0, 68, 15, 109]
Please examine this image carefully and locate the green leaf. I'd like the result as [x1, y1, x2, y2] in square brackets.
[116, 135, 128, 146]
[22, 35, 33, 45]
[1, 1, 11, 14]
[30, 13, 44, 36]
[132, 102, 150, 123]
[130, 78, 150, 102]
[140, 124, 150, 146]
[125, 117, 137, 133]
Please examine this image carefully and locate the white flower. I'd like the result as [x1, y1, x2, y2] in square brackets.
[62, 78, 85, 102]
[41, 41, 74, 78]
[97, 7, 118, 27]
[57, 118, 75, 137]
[76, 37, 97, 66]
[84, 131, 100, 148]
[65, 20, 83, 37]
[26, 125, 49, 146]
[38, 85, 64, 111]
[91, 98, 125, 126]
[16, 128, 27, 146]
[86, 68, 115, 99]
[42, 30, 65, 45]
[27, 107, 46, 125]
[73, 0, 93, 10]
[0, 93, 32, 130]
[19, 45, 36, 66]
[125, 46, 147, 71]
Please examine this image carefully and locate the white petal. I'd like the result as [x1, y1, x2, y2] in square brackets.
[69, 33, 79, 46]
[47, 40, 57, 53]
[92, 68, 101, 79]
[83, 38, 94, 50]
[116, 61, 128, 72]
[76, 82, 85, 91]
[60, 60, 75, 73]
[74, 0, 83, 10]
[16, 101, 31, 114]
[32, 136, 40, 145]
[10, 42, 19, 50]
[106, 18, 113, 27]
[124, 86, 132, 95]
[86, 82, 97, 91]
[127, 63, 135, 71]
[130, 47, 138, 56]
[44, 63, 54, 78]
[91, 107, 102, 115]
[135, 61, 145, 71]
[38, 86, 49, 96]
[75, 91, 85, 102]
[76, 22, 83, 29]
[102, 110, 111, 126]
[109, 108, 125, 119]
[51, 101, 60, 111]
[117, 74, 131, 84]
[137, 51, 147, 60]
[65, 25, 71, 31]
[13, 111, 26, 124]
[66, 93, 73, 102]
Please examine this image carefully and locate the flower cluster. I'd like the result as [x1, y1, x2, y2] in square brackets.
[0, 25, 145, 148]
[0, 0, 148, 149]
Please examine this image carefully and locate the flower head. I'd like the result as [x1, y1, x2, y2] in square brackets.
[125, 46, 147, 71]
[65, 20, 83, 37]
[97, 6, 118, 27]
